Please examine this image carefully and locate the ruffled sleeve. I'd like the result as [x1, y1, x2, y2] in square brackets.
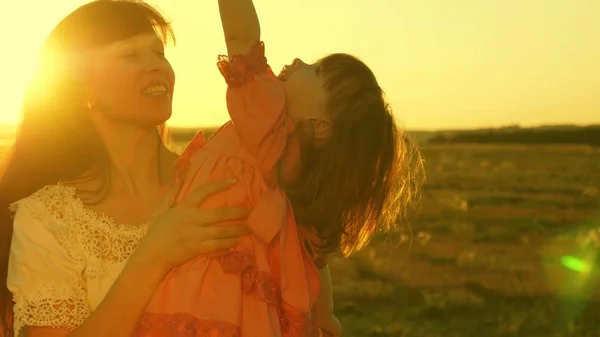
[7, 197, 90, 336]
[217, 42, 291, 175]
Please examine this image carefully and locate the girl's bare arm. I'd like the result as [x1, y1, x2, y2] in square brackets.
[218, 0, 261, 57]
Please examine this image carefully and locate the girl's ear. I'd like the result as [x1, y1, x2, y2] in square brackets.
[300, 117, 332, 141]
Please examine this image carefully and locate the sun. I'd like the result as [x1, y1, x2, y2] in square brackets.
[0, 1, 88, 127]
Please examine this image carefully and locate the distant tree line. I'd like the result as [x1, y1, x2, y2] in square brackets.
[428, 125, 600, 146]
[169, 125, 600, 147]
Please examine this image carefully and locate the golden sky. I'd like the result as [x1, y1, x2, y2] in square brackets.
[2, 0, 599, 130]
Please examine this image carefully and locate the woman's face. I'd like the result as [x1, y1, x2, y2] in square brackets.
[86, 33, 175, 127]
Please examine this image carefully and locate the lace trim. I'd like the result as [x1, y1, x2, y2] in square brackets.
[136, 250, 313, 336]
[136, 310, 316, 337]
[220, 251, 313, 334]
[135, 313, 238, 337]
[212, 250, 279, 304]
[11, 184, 148, 279]
[12, 283, 91, 337]
[216, 250, 312, 334]
[217, 42, 268, 88]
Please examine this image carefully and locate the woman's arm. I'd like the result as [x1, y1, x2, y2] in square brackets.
[25, 259, 165, 337]
[218, 0, 260, 56]
[64, 259, 164, 337]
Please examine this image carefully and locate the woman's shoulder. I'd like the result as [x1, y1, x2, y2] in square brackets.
[11, 183, 76, 210]
[10, 183, 76, 223]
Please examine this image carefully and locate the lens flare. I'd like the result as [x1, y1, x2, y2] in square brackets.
[560, 255, 590, 273]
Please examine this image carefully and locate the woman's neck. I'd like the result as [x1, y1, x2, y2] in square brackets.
[92, 117, 169, 195]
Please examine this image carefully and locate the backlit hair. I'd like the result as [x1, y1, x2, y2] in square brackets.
[284, 53, 425, 257]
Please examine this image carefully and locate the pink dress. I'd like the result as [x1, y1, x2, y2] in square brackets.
[134, 42, 322, 337]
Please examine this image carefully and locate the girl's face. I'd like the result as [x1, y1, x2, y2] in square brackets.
[86, 33, 176, 127]
[278, 58, 331, 142]
[279, 58, 327, 122]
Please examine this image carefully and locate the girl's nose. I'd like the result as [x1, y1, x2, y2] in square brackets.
[292, 58, 306, 67]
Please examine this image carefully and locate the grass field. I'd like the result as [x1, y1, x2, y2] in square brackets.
[331, 144, 600, 336]
[2, 142, 599, 336]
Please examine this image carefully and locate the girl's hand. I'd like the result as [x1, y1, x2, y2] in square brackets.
[130, 178, 251, 275]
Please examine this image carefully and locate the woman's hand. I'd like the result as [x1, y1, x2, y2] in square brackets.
[130, 178, 251, 275]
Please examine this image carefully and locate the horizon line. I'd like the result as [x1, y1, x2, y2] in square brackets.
[0, 122, 598, 134]
[165, 122, 600, 133]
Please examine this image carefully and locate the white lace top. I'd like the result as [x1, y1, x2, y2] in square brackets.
[7, 184, 149, 336]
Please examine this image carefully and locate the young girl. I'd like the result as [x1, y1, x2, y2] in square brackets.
[135, 0, 423, 336]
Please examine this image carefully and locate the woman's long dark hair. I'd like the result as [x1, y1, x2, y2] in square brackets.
[285, 54, 425, 257]
[0, 0, 175, 332]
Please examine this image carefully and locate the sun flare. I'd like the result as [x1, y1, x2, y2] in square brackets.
[1, 2, 87, 127]
[1, 52, 38, 126]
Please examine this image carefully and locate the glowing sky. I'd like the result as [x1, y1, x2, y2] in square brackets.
[2, 0, 599, 130]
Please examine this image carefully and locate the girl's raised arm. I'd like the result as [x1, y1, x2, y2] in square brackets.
[219, 0, 260, 57]
[216, 0, 288, 171]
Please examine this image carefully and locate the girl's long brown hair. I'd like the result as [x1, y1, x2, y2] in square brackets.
[285, 54, 425, 257]
[0, 0, 174, 332]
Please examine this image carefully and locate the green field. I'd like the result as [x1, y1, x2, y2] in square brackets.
[332, 144, 600, 336]
[2, 142, 600, 336]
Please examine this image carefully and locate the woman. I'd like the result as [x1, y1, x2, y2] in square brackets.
[0, 1, 250, 336]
